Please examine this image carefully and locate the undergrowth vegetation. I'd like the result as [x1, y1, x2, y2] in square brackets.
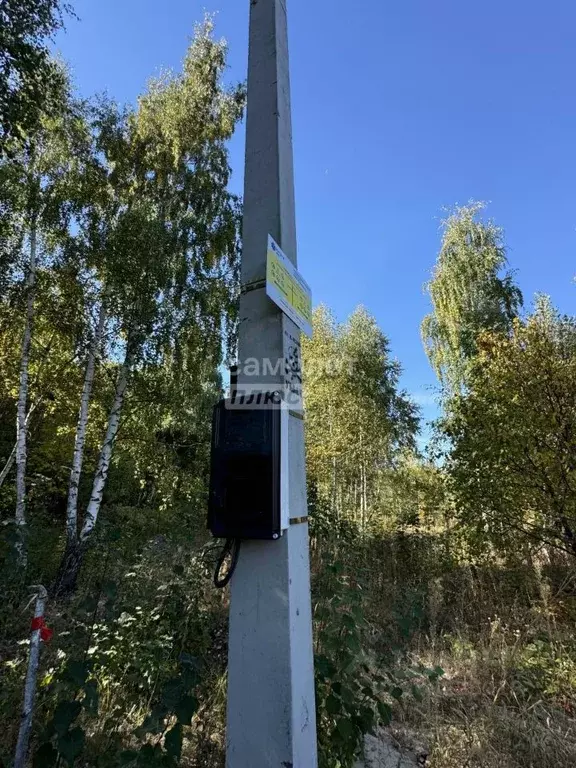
[3, 513, 576, 767]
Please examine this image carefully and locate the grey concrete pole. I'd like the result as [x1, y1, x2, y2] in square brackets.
[225, 1, 318, 766]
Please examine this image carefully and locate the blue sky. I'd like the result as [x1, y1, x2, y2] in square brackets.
[54, 0, 576, 429]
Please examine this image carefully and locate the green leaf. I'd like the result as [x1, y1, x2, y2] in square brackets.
[390, 686, 403, 701]
[434, 665, 445, 677]
[377, 701, 392, 725]
[57, 726, 85, 765]
[33, 742, 58, 767]
[314, 654, 337, 679]
[325, 694, 340, 716]
[65, 660, 90, 687]
[341, 613, 356, 630]
[357, 706, 375, 732]
[398, 616, 412, 638]
[164, 724, 183, 760]
[53, 700, 82, 736]
[336, 718, 355, 740]
[345, 633, 361, 653]
[175, 694, 198, 725]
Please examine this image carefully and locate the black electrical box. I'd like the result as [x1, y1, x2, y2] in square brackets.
[208, 400, 282, 540]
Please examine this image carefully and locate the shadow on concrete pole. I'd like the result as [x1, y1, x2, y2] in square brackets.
[225, 1, 318, 766]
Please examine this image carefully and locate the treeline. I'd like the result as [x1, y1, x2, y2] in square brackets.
[305, 202, 576, 768]
[423, 202, 576, 562]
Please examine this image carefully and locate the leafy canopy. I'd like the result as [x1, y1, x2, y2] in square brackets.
[422, 201, 523, 395]
[0, 0, 73, 153]
[303, 305, 419, 530]
[443, 296, 576, 558]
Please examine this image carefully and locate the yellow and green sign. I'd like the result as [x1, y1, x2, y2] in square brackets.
[266, 235, 312, 337]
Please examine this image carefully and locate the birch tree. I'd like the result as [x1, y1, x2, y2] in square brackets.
[54, 19, 244, 592]
[421, 202, 523, 396]
[4, 81, 88, 560]
[0, 400, 40, 489]
[303, 306, 418, 532]
[14, 209, 37, 550]
[64, 297, 106, 540]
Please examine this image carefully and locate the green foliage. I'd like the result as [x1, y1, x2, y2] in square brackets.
[314, 557, 441, 768]
[314, 561, 387, 767]
[304, 305, 419, 532]
[441, 297, 576, 558]
[0, 0, 73, 153]
[514, 634, 576, 704]
[0, 16, 244, 762]
[14, 544, 219, 767]
[422, 202, 523, 395]
[0, 17, 245, 592]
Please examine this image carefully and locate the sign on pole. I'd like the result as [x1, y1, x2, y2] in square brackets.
[266, 235, 313, 337]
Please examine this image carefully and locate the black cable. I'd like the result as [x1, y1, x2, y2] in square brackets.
[213, 537, 241, 589]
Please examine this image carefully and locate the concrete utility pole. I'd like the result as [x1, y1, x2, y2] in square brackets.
[225, 1, 318, 766]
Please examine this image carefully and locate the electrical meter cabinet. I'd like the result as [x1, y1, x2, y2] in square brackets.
[208, 399, 287, 540]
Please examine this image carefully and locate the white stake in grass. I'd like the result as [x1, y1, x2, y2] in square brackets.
[14, 585, 52, 768]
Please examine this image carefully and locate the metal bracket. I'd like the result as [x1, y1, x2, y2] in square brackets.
[240, 279, 266, 295]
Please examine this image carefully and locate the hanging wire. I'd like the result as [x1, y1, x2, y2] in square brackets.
[213, 538, 241, 589]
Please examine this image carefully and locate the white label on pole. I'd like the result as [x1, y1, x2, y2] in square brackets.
[266, 235, 313, 337]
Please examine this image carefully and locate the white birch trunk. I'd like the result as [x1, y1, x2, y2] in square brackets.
[65, 299, 107, 545]
[360, 463, 365, 531]
[0, 443, 17, 490]
[80, 350, 130, 543]
[14, 585, 47, 768]
[15, 224, 37, 554]
[362, 462, 368, 531]
[0, 402, 41, 491]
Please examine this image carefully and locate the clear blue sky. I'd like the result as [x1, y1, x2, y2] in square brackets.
[55, 0, 576, 429]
